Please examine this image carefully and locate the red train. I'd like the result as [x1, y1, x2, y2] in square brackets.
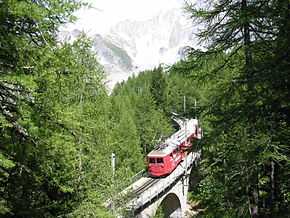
[147, 118, 202, 177]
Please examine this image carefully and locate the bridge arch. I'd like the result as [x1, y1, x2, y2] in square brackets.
[156, 193, 182, 218]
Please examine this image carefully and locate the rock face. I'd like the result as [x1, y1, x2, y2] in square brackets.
[91, 34, 134, 88]
[60, 8, 195, 89]
[106, 9, 193, 70]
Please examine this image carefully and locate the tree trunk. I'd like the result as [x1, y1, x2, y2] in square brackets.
[241, 0, 253, 79]
[270, 160, 275, 207]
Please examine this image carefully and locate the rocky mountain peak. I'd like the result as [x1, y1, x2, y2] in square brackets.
[59, 8, 195, 89]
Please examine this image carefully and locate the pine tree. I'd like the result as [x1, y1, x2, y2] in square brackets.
[186, 0, 290, 217]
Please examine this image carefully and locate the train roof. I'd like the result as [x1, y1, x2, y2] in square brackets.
[147, 150, 167, 157]
[147, 118, 199, 157]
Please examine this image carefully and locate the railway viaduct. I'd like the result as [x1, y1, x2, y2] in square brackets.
[123, 151, 201, 218]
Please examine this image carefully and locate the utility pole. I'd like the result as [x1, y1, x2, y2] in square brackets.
[183, 96, 186, 116]
[194, 99, 197, 119]
[111, 153, 116, 216]
[111, 153, 116, 178]
[183, 96, 188, 180]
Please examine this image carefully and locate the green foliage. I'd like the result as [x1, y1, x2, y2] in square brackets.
[113, 68, 176, 154]
[150, 66, 166, 107]
[184, 0, 290, 217]
[110, 95, 144, 171]
[153, 206, 166, 218]
[1, 0, 288, 217]
[0, 0, 144, 217]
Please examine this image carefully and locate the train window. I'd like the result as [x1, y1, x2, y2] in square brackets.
[157, 158, 163, 163]
[149, 158, 156, 163]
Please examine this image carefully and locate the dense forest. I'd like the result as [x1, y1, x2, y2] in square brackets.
[0, 0, 290, 218]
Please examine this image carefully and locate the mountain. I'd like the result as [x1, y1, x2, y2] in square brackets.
[60, 8, 195, 89]
[107, 8, 194, 70]
[91, 34, 134, 88]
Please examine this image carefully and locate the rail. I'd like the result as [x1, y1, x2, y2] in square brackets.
[131, 169, 147, 184]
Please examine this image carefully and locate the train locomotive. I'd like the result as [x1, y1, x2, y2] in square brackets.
[147, 118, 202, 177]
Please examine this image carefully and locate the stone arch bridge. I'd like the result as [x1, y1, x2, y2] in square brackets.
[110, 151, 201, 218]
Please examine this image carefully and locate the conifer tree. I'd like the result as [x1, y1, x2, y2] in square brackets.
[186, 0, 290, 217]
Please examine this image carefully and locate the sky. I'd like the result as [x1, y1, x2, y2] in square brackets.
[66, 0, 188, 35]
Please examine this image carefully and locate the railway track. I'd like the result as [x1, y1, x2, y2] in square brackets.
[133, 177, 160, 195]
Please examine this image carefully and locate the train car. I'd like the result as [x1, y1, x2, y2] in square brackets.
[147, 118, 202, 177]
[147, 144, 184, 177]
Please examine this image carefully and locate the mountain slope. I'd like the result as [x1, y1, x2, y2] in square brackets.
[60, 8, 195, 89]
